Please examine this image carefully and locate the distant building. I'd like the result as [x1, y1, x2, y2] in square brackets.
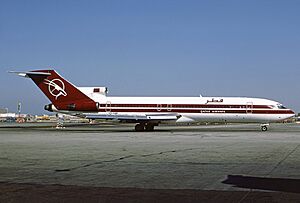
[0, 113, 16, 118]
[35, 115, 51, 121]
[0, 108, 8, 114]
[0, 113, 16, 122]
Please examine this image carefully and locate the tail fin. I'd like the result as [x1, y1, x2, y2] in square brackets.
[11, 70, 99, 111]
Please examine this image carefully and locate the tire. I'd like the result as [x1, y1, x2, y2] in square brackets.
[135, 124, 145, 132]
[145, 124, 155, 131]
[261, 126, 268, 131]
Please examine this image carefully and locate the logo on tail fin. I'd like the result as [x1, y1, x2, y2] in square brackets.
[44, 79, 67, 100]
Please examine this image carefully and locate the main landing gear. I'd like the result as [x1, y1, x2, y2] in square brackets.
[260, 124, 269, 131]
[135, 123, 157, 132]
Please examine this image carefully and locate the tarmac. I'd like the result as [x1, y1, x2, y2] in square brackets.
[0, 123, 300, 202]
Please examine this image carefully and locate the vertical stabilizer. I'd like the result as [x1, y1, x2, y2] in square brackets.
[11, 70, 99, 111]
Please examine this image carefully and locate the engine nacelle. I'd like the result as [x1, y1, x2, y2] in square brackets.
[44, 103, 59, 112]
[78, 87, 108, 96]
[45, 102, 100, 112]
[44, 104, 53, 112]
[65, 101, 100, 111]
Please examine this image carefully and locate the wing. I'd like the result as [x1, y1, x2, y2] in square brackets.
[84, 113, 181, 123]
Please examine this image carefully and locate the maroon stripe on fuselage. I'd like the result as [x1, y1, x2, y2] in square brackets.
[97, 108, 294, 114]
[99, 104, 272, 109]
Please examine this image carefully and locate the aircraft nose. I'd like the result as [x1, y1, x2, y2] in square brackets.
[289, 109, 296, 116]
[286, 109, 296, 119]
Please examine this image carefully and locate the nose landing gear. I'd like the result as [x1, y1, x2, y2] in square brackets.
[260, 124, 269, 131]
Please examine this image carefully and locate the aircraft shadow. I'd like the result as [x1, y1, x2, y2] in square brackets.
[222, 175, 300, 193]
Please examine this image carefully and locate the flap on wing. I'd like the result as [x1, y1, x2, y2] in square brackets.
[85, 113, 180, 122]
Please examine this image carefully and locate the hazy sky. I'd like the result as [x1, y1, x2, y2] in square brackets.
[1, 0, 300, 114]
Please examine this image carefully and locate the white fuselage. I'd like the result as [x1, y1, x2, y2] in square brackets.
[64, 92, 295, 124]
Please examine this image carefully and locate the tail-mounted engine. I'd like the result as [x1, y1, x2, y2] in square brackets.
[44, 102, 100, 112]
[78, 87, 108, 96]
[44, 104, 54, 112]
[65, 101, 100, 111]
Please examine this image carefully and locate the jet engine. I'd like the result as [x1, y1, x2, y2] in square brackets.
[44, 103, 54, 112]
[44, 102, 100, 112]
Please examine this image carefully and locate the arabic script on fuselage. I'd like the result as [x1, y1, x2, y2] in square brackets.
[205, 98, 224, 104]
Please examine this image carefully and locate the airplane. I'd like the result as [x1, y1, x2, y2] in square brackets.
[10, 69, 295, 131]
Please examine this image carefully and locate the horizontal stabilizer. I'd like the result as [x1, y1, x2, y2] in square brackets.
[8, 71, 51, 78]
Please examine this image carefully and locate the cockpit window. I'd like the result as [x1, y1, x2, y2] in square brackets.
[277, 104, 287, 109]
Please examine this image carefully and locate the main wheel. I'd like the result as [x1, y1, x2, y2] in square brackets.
[135, 123, 145, 132]
[261, 126, 268, 131]
[145, 124, 155, 131]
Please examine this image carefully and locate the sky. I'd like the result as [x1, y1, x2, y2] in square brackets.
[0, 0, 300, 114]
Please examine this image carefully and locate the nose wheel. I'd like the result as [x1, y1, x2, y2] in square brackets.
[261, 126, 268, 131]
[260, 124, 269, 131]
